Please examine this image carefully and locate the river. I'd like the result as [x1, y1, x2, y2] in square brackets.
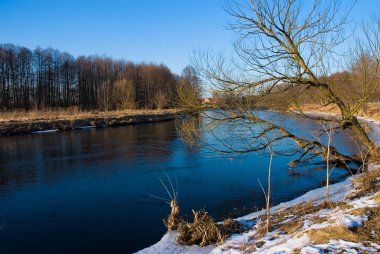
[0, 111, 367, 253]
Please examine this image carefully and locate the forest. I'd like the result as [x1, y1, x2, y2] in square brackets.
[0, 43, 200, 111]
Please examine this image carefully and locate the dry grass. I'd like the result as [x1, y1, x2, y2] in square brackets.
[216, 177, 379, 251]
[308, 225, 361, 244]
[349, 208, 369, 216]
[305, 169, 380, 246]
[0, 108, 182, 123]
[176, 210, 227, 247]
[349, 168, 380, 199]
[219, 169, 380, 251]
[360, 102, 380, 121]
[163, 199, 182, 231]
[308, 206, 380, 244]
[279, 219, 305, 235]
[271, 201, 323, 226]
[223, 241, 263, 253]
[254, 201, 355, 239]
[221, 218, 246, 235]
[254, 219, 269, 239]
[163, 201, 246, 248]
[309, 215, 328, 224]
[253, 201, 324, 239]
[374, 193, 380, 203]
[295, 102, 380, 122]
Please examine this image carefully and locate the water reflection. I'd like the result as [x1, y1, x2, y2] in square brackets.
[0, 122, 178, 193]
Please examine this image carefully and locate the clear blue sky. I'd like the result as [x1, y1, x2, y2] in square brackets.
[0, 0, 379, 75]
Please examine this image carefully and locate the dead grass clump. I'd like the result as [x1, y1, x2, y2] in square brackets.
[253, 217, 268, 239]
[163, 199, 183, 230]
[350, 169, 380, 199]
[163, 199, 245, 247]
[220, 218, 246, 235]
[279, 219, 305, 235]
[308, 225, 361, 244]
[176, 210, 227, 246]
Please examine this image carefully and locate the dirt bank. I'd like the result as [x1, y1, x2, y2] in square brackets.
[0, 109, 185, 136]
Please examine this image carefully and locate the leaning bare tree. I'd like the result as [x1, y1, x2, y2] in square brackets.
[180, 0, 380, 169]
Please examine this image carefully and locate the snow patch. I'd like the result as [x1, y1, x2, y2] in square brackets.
[136, 231, 214, 254]
[79, 125, 96, 129]
[31, 129, 59, 134]
[301, 239, 380, 254]
[350, 195, 379, 209]
[257, 234, 310, 254]
[340, 214, 366, 228]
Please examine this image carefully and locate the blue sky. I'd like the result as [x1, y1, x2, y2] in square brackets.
[0, 0, 379, 75]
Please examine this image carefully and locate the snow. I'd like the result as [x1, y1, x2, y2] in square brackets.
[340, 214, 366, 228]
[350, 195, 379, 208]
[256, 234, 310, 254]
[79, 125, 96, 129]
[137, 231, 214, 254]
[368, 164, 380, 171]
[301, 240, 380, 254]
[31, 129, 59, 134]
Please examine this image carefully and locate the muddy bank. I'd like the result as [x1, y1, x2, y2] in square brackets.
[0, 111, 185, 136]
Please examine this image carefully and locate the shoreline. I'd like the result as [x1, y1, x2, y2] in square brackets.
[137, 112, 380, 254]
[138, 166, 380, 253]
[0, 109, 186, 136]
[294, 103, 380, 122]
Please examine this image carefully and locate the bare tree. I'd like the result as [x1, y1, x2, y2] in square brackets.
[185, 0, 380, 167]
[311, 123, 338, 203]
[177, 65, 202, 109]
[323, 124, 333, 203]
[258, 149, 273, 233]
[113, 79, 136, 109]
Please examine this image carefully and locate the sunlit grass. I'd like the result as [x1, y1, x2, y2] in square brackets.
[0, 108, 182, 123]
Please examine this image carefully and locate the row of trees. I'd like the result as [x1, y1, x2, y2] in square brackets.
[0, 43, 201, 111]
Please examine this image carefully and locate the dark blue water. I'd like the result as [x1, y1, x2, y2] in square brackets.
[0, 111, 359, 253]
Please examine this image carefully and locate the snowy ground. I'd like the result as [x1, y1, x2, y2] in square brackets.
[137, 174, 380, 254]
[136, 115, 380, 254]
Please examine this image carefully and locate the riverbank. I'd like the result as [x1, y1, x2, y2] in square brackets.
[0, 109, 185, 136]
[295, 102, 380, 122]
[138, 165, 380, 254]
[137, 113, 380, 254]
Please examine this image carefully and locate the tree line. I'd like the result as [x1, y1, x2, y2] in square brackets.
[0, 43, 200, 111]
